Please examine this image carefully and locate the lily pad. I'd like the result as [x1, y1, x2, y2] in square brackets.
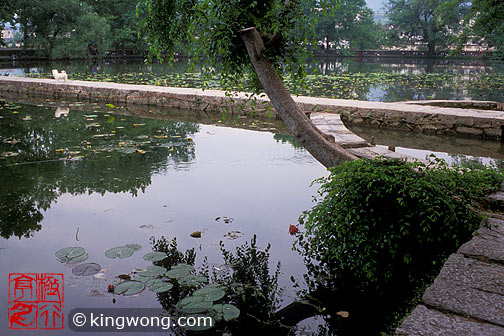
[147, 265, 167, 276]
[147, 279, 174, 293]
[66, 252, 89, 264]
[125, 243, 142, 251]
[114, 281, 145, 295]
[56, 247, 85, 259]
[177, 296, 213, 314]
[179, 275, 208, 287]
[72, 263, 101, 276]
[212, 304, 240, 321]
[105, 246, 135, 259]
[143, 252, 168, 262]
[193, 286, 225, 302]
[165, 264, 194, 279]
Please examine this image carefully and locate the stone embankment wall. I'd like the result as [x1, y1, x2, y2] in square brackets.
[1, 77, 504, 140]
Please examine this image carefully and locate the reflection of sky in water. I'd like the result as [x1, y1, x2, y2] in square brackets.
[365, 85, 387, 101]
[0, 123, 327, 335]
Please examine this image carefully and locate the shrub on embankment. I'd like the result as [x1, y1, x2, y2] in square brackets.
[295, 157, 504, 332]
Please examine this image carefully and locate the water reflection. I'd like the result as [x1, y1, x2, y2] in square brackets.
[1, 57, 503, 102]
[0, 101, 198, 239]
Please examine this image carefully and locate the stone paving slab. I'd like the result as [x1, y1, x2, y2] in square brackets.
[310, 113, 369, 148]
[458, 218, 504, 264]
[396, 305, 504, 336]
[2, 76, 504, 139]
[422, 253, 504, 327]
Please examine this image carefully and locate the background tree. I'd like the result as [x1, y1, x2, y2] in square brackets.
[386, 0, 470, 56]
[469, 0, 504, 59]
[13, 0, 111, 58]
[315, 0, 384, 51]
[83, 0, 146, 54]
[139, 0, 357, 167]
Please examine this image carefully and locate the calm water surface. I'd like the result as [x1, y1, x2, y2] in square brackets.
[0, 101, 326, 334]
[1, 57, 504, 334]
[1, 57, 504, 102]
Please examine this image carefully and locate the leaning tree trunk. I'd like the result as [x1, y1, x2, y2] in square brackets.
[240, 27, 357, 168]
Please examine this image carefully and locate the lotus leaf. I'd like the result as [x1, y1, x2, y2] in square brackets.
[179, 275, 207, 287]
[105, 246, 136, 259]
[56, 247, 85, 259]
[114, 281, 145, 295]
[143, 252, 168, 262]
[72, 263, 101, 276]
[148, 279, 174, 293]
[193, 286, 225, 302]
[147, 265, 167, 276]
[212, 304, 240, 321]
[66, 252, 89, 265]
[125, 243, 142, 251]
[177, 296, 213, 314]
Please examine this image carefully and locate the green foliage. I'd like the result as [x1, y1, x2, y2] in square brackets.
[386, 0, 470, 55]
[315, 0, 385, 50]
[138, 0, 339, 93]
[470, 0, 504, 59]
[298, 158, 504, 291]
[83, 0, 146, 53]
[14, 0, 111, 59]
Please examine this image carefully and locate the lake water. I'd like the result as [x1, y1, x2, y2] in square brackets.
[0, 100, 328, 334]
[1, 57, 504, 102]
[1, 58, 504, 334]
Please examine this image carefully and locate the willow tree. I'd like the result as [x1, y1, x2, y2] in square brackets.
[138, 0, 357, 167]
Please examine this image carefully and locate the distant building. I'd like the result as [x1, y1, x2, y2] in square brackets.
[1, 29, 14, 40]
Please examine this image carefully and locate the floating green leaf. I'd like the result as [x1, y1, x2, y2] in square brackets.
[193, 286, 225, 302]
[177, 296, 213, 314]
[114, 281, 145, 295]
[165, 264, 194, 279]
[125, 244, 142, 251]
[72, 263, 101, 276]
[147, 279, 174, 293]
[143, 252, 168, 262]
[179, 275, 207, 287]
[106, 103, 115, 109]
[212, 304, 240, 321]
[105, 246, 135, 259]
[56, 247, 85, 259]
[147, 265, 167, 276]
[66, 252, 89, 264]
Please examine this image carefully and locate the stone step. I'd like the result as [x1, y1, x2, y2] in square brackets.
[458, 217, 504, 264]
[310, 112, 369, 148]
[396, 305, 504, 336]
[422, 253, 504, 327]
[488, 192, 504, 211]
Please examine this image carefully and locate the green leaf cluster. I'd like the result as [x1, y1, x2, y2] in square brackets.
[298, 158, 504, 291]
[138, 0, 340, 93]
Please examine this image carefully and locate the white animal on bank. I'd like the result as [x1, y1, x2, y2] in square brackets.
[55, 107, 69, 118]
[52, 69, 67, 82]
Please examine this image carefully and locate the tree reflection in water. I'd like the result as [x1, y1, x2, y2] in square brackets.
[0, 101, 198, 239]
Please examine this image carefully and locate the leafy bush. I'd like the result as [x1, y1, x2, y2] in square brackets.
[298, 158, 504, 291]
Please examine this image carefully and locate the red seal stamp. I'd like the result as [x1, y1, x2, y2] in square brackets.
[8, 273, 64, 330]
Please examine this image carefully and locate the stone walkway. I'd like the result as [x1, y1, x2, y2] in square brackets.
[2, 76, 504, 139]
[396, 191, 504, 336]
[310, 112, 422, 162]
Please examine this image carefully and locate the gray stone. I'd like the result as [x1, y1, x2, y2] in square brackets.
[396, 305, 504, 336]
[422, 254, 504, 327]
[458, 218, 504, 264]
